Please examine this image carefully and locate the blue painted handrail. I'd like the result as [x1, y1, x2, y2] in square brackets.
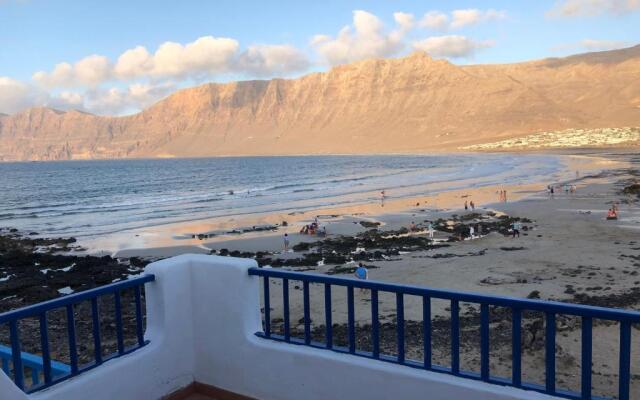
[0, 345, 70, 386]
[249, 267, 639, 400]
[0, 274, 155, 393]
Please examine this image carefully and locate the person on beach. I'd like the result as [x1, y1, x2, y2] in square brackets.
[512, 221, 521, 238]
[380, 190, 386, 207]
[469, 225, 475, 239]
[355, 262, 368, 292]
[410, 221, 417, 231]
[283, 233, 290, 252]
[464, 201, 468, 210]
[503, 190, 507, 202]
[470, 201, 475, 211]
[427, 222, 435, 239]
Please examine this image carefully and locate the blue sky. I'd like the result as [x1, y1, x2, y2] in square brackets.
[0, 0, 639, 115]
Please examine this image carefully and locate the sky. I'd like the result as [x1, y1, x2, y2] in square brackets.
[0, 0, 639, 116]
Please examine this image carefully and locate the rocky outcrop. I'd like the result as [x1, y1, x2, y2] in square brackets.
[1, 46, 640, 161]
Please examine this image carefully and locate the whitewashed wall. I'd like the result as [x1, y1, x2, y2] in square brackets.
[0, 254, 558, 400]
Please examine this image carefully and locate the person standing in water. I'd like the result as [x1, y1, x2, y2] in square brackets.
[283, 233, 290, 252]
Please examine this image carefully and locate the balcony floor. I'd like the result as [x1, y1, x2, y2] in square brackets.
[184, 394, 217, 400]
[164, 382, 253, 400]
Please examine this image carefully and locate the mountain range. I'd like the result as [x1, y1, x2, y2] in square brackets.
[1, 45, 640, 161]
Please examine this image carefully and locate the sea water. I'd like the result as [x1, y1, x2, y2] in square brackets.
[0, 154, 564, 240]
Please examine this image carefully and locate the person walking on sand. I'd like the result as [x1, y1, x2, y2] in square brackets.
[355, 262, 368, 293]
[283, 233, 290, 252]
[464, 201, 468, 211]
[512, 221, 520, 238]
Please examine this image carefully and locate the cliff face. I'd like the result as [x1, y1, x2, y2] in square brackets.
[1, 46, 640, 161]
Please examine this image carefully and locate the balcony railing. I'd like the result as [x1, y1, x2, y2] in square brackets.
[249, 267, 640, 400]
[0, 274, 154, 393]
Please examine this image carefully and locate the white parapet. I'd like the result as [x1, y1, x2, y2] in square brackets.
[0, 254, 559, 400]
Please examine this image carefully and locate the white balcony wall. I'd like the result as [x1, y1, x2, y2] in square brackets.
[0, 254, 557, 400]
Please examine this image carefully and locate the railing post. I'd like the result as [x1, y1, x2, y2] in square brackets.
[324, 283, 331, 348]
[423, 296, 431, 369]
[9, 320, 24, 390]
[512, 308, 522, 387]
[303, 281, 311, 345]
[114, 291, 125, 355]
[39, 312, 52, 384]
[581, 317, 592, 399]
[480, 303, 490, 381]
[348, 286, 355, 353]
[545, 312, 556, 394]
[283, 278, 290, 342]
[396, 293, 405, 364]
[66, 304, 78, 374]
[134, 286, 144, 346]
[619, 321, 631, 400]
[451, 300, 459, 375]
[371, 289, 379, 358]
[91, 297, 102, 364]
[263, 277, 271, 337]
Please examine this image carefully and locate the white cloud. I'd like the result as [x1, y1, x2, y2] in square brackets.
[450, 9, 506, 29]
[114, 36, 240, 80]
[311, 10, 412, 65]
[419, 11, 449, 31]
[150, 36, 239, 79]
[0, 77, 47, 114]
[393, 12, 415, 33]
[33, 55, 111, 88]
[237, 45, 310, 77]
[0, 78, 88, 114]
[413, 35, 494, 59]
[419, 9, 506, 31]
[580, 39, 628, 50]
[84, 82, 176, 115]
[35, 35, 310, 90]
[548, 0, 640, 16]
[552, 38, 629, 53]
[114, 46, 153, 79]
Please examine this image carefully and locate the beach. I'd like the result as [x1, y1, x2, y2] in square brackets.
[0, 150, 639, 396]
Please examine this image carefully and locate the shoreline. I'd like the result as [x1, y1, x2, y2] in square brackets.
[76, 152, 621, 258]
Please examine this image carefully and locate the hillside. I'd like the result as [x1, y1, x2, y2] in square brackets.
[1, 46, 640, 161]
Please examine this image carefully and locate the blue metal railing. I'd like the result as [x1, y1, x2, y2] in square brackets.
[0, 345, 71, 386]
[0, 274, 155, 393]
[249, 267, 639, 400]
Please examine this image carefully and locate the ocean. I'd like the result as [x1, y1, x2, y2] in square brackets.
[0, 154, 565, 240]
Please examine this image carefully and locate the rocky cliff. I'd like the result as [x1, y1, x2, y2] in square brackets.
[1, 46, 639, 161]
